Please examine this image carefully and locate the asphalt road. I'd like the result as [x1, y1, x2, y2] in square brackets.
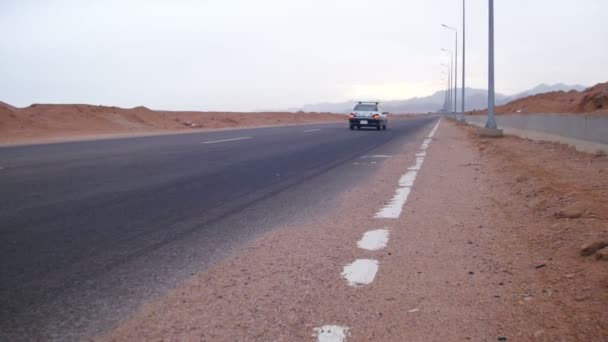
[0, 117, 436, 340]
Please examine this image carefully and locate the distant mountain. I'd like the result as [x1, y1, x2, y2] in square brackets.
[509, 83, 586, 99]
[293, 83, 587, 114]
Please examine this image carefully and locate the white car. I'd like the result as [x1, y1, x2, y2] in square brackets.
[348, 101, 388, 130]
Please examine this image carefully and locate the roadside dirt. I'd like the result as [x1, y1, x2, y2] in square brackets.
[101, 120, 607, 341]
[0, 102, 344, 145]
[465, 123, 608, 339]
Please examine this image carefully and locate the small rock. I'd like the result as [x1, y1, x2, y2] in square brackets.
[595, 246, 608, 261]
[515, 176, 528, 183]
[498, 337, 508, 341]
[555, 205, 585, 219]
[581, 241, 608, 256]
[534, 263, 546, 269]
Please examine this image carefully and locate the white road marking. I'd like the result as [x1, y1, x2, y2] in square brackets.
[398, 170, 418, 187]
[375, 187, 411, 219]
[407, 156, 425, 171]
[375, 120, 441, 219]
[304, 129, 321, 132]
[202, 137, 252, 144]
[314, 325, 350, 342]
[342, 259, 379, 286]
[357, 229, 390, 251]
[419, 138, 433, 150]
[361, 155, 392, 159]
[428, 121, 440, 137]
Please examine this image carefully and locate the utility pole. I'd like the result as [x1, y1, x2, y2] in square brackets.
[461, 0, 466, 121]
[486, 0, 497, 129]
[441, 63, 450, 114]
[442, 24, 458, 115]
[441, 48, 454, 116]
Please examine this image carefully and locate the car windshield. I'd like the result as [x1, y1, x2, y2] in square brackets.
[354, 104, 378, 111]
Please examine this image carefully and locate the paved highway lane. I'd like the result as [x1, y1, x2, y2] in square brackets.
[0, 117, 436, 340]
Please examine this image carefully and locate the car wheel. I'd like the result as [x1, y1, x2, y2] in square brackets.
[357, 126, 361, 130]
[349, 125, 354, 130]
[383, 124, 387, 130]
[376, 125, 381, 131]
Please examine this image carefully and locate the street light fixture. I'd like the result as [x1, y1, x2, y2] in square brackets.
[441, 24, 458, 117]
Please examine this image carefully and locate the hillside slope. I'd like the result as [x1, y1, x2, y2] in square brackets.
[491, 82, 608, 115]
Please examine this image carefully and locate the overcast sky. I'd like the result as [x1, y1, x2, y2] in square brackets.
[1, 0, 607, 111]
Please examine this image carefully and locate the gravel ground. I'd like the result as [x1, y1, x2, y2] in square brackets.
[101, 120, 607, 341]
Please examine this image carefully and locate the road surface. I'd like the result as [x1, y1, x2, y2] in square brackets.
[0, 117, 436, 340]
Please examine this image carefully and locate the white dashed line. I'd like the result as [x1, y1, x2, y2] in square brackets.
[398, 170, 418, 187]
[408, 156, 425, 171]
[428, 122, 440, 137]
[314, 325, 350, 342]
[361, 155, 392, 159]
[201, 137, 252, 144]
[420, 138, 433, 150]
[304, 129, 321, 132]
[374, 187, 411, 219]
[375, 120, 441, 219]
[357, 229, 389, 251]
[342, 259, 379, 286]
[322, 120, 441, 336]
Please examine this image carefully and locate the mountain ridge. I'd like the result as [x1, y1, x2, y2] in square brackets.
[292, 83, 587, 114]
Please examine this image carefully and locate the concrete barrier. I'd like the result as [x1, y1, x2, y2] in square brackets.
[465, 114, 608, 154]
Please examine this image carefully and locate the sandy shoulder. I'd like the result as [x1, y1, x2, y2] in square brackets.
[101, 120, 607, 341]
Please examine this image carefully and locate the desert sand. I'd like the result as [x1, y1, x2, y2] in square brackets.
[0, 102, 344, 145]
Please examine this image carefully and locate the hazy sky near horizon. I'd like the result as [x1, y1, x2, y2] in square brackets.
[1, 0, 607, 111]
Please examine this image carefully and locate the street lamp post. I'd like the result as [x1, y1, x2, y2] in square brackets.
[461, 0, 466, 121]
[441, 49, 454, 116]
[486, 0, 497, 129]
[441, 63, 450, 114]
[442, 24, 458, 116]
